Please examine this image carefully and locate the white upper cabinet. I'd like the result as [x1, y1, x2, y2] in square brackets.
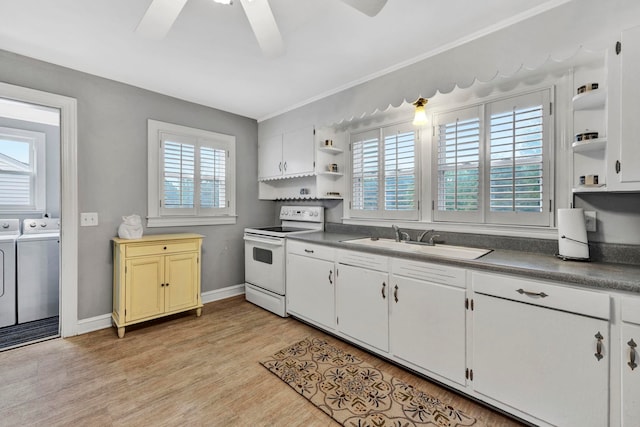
[608, 25, 640, 190]
[258, 125, 315, 180]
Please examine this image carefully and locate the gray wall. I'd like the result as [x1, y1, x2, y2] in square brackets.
[0, 49, 275, 319]
[575, 193, 640, 245]
[0, 116, 60, 219]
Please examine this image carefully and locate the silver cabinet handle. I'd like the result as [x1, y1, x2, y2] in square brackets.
[517, 288, 548, 298]
[595, 332, 604, 361]
[394, 285, 398, 303]
[278, 162, 282, 172]
[629, 338, 637, 370]
[328, 270, 333, 285]
[283, 161, 287, 171]
[304, 249, 314, 253]
[381, 282, 386, 299]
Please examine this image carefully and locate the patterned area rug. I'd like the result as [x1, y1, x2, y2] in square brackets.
[261, 337, 477, 427]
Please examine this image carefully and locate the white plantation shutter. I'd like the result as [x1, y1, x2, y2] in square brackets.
[383, 124, 417, 219]
[486, 90, 551, 226]
[199, 144, 227, 211]
[159, 131, 231, 217]
[351, 130, 379, 213]
[434, 107, 481, 223]
[350, 123, 418, 220]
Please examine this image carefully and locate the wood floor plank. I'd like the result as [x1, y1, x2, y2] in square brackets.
[0, 295, 525, 426]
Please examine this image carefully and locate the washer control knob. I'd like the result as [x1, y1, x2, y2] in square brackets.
[29, 222, 36, 228]
[40, 222, 47, 227]
[1, 223, 8, 229]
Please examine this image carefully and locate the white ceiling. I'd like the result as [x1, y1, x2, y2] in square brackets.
[0, 0, 567, 121]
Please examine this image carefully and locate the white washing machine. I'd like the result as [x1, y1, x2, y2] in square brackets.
[17, 218, 60, 324]
[0, 219, 20, 328]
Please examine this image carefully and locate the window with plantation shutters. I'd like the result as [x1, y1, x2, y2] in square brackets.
[433, 89, 552, 227]
[0, 127, 45, 213]
[148, 120, 236, 227]
[349, 123, 418, 220]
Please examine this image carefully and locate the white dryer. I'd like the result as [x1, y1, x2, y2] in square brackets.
[0, 219, 20, 328]
[17, 218, 60, 324]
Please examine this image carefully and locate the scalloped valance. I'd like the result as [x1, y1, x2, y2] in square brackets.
[259, 0, 640, 134]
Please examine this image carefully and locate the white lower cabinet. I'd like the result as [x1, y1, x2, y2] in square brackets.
[336, 250, 389, 352]
[621, 297, 640, 427]
[472, 271, 610, 427]
[336, 263, 389, 352]
[286, 241, 335, 329]
[390, 259, 467, 385]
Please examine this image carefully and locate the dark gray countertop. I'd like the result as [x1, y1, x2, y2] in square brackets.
[288, 232, 640, 294]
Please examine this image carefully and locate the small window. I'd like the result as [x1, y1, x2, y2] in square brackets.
[147, 120, 236, 227]
[350, 122, 418, 220]
[0, 127, 45, 212]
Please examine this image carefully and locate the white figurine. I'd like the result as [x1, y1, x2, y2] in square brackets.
[118, 214, 143, 239]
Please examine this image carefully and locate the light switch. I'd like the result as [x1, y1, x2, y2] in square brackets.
[80, 212, 99, 227]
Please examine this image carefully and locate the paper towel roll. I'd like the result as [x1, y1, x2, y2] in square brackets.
[558, 208, 589, 260]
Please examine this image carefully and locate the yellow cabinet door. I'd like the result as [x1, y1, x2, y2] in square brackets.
[164, 253, 199, 313]
[126, 256, 165, 322]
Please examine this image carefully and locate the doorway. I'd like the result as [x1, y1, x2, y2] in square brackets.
[0, 81, 78, 346]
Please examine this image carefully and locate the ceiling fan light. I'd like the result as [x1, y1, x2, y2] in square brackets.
[412, 97, 428, 126]
[213, 0, 233, 5]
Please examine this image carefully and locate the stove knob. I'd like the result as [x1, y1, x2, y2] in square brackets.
[40, 222, 47, 227]
[1, 223, 9, 229]
[313, 211, 318, 216]
[29, 222, 36, 228]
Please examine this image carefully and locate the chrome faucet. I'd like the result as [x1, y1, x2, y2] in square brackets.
[417, 229, 440, 246]
[392, 224, 410, 242]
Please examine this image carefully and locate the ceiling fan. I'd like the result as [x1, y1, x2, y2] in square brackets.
[136, 0, 388, 58]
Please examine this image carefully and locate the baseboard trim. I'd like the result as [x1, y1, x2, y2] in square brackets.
[74, 284, 246, 335]
[76, 313, 113, 335]
[201, 283, 245, 304]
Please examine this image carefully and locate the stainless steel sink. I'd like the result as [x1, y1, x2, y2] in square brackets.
[342, 238, 492, 260]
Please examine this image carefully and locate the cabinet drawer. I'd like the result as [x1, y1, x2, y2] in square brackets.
[287, 240, 335, 261]
[337, 249, 387, 271]
[126, 240, 199, 257]
[391, 258, 466, 289]
[622, 296, 640, 325]
[472, 271, 610, 319]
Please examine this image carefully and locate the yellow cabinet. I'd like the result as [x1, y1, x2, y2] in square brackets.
[112, 233, 203, 338]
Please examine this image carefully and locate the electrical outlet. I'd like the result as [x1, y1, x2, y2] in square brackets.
[584, 211, 596, 232]
[80, 212, 99, 227]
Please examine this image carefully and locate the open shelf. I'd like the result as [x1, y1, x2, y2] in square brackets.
[318, 171, 343, 177]
[318, 146, 343, 155]
[572, 89, 606, 111]
[572, 138, 607, 153]
[572, 184, 607, 193]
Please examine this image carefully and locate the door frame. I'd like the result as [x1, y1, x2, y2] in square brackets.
[0, 81, 78, 337]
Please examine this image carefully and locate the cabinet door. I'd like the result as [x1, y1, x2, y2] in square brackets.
[258, 134, 283, 179]
[164, 253, 199, 313]
[619, 25, 640, 184]
[286, 253, 334, 329]
[336, 264, 388, 352]
[473, 293, 609, 427]
[126, 256, 164, 322]
[282, 126, 315, 177]
[622, 323, 640, 427]
[390, 275, 466, 385]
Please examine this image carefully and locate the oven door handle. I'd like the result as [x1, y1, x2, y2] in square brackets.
[243, 234, 285, 246]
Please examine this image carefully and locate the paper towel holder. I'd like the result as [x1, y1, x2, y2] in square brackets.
[557, 208, 590, 261]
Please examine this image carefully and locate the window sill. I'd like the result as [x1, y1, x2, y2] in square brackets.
[147, 216, 237, 227]
[341, 218, 558, 240]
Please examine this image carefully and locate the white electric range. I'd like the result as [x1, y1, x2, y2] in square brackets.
[244, 206, 324, 317]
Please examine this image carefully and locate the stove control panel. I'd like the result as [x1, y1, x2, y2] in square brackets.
[279, 206, 324, 223]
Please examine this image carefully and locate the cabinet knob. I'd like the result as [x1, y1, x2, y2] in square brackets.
[163, 246, 167, 250]
[161, 283, 165, 287]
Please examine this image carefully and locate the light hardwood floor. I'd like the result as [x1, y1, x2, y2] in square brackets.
[0, 296, 525, 426]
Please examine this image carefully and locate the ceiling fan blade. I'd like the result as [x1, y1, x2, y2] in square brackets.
[239, 0, 284, 58]
[136, 0, 188, 40]
[340, 0, 388, 17]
